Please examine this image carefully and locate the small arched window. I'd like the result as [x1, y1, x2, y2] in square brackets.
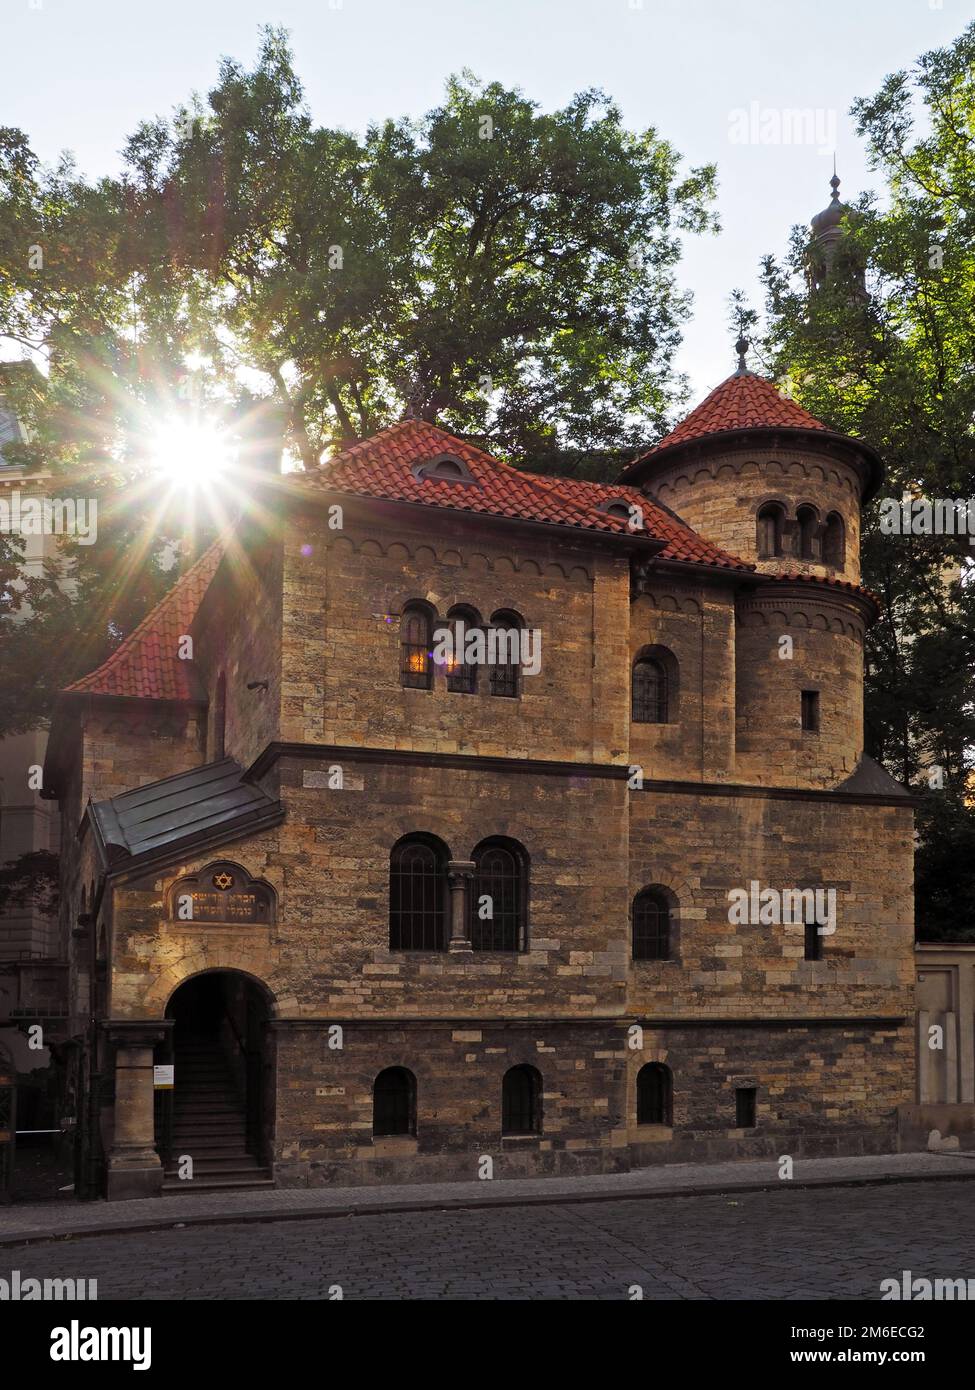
[445, 605, 481, 695]
[823, 512, 845, 568]
[756, 503, 785, 559]
[489, 609, 523, 699]
[502, 1064, 542, 1135]
[373, 1067, 416, 1137]
[400, 603, 433, 690]
[212, 671, 227, 760]
[797, 505, 819, 561]
[632, 648, 676, 724]
[470, 838, 528, 952]
[632, 887, 672, 960]
[637, 1063, 673, 1125]
[389, 834, 449, 951]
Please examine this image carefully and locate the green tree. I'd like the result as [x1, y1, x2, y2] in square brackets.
[0, 27, 717, 742]
[760, 21, 975, 938]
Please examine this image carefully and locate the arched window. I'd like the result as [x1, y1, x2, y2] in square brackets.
[445, 605, 481, 695]
[797, 505, 819, 560]
[823, 512, 845, 568]
[400, 603, 433, 690]
[502, 1064, 542, 1135]
[488, 609, 523, 699]
[373, 1067, 416, 1137]
[637, 1063, 673, 1125]
[389, 834, 449, 950]
[632, 645, 678, 724]
[470, 838, 528, 952]
[632, 887, 672, 960]
[756, 503, 785, 559]
[212, 671, 227, 760]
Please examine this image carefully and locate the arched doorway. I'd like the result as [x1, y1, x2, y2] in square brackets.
[157, 971, 275, 1191]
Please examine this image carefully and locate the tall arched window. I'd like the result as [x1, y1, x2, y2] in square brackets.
[389, 834, 449, 950]
[502, 1064, 542, 1135]
[373, 1067, 416, 1136]
[488, 609, 523, 698]
[756, 503, 785, 558]
[212, 671, 227, 760]
[797, 505, 819, 560]
[823, 512, 845, 568]
[470, 838, 528, 952]
[637, 1063, 673, 1125]
[400, 603, 433, 690]
[445, 605, 481, 695]
[632, 887, 673, 960]
[632, 656, 667, 724]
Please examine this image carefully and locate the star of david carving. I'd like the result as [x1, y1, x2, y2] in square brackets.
[213, 871, 234, 890]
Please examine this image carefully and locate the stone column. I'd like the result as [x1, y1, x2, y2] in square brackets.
[447, 860, 475, 954]
[104, 1020, 172, 1201]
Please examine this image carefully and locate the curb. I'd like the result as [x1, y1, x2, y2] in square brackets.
[3, 1165, 975, 1248]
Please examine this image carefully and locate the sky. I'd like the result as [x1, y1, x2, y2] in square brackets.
[3, 0, 969, 408]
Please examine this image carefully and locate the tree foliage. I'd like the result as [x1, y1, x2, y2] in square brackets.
[0, 28, 716, 739]
[760, 21, 975, 938]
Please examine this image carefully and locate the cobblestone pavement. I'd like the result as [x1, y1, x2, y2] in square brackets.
[6, 1179, 973, 1300]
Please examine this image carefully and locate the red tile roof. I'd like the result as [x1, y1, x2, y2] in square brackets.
[759, 570, 880, 608]
[64, 543, 223, 701]
[62, 420, 753, 704]
[295, 418, 750, 570]
[536, 474, 748, 569]
[627, 371, 828, 469]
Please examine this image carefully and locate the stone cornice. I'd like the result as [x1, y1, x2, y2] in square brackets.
[247, 742, 918, 807]
[269, 1014, 908, 1029]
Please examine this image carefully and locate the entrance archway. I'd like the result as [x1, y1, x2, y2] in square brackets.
[157, 971, 275, 1190]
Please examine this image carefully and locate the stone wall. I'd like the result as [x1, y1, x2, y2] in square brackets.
[734, 583, 867, 788]
[269, 1017, 909, 1186]
[192, 540, 283, 770]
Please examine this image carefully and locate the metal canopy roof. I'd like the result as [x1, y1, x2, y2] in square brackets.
[90, 758, 284, 868]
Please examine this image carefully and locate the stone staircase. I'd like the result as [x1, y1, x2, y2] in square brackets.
[162, 1032, 273, 1193]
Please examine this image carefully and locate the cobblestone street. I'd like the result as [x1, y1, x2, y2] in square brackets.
[7, 1179, 973, 1301]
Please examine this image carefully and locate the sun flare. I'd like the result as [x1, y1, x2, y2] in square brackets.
[148, 419, 236, 485]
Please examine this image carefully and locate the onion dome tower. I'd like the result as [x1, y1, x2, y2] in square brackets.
[807, 169, 865, 295]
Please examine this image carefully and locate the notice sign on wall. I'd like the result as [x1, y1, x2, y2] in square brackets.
[153, 1065, 174, 1090]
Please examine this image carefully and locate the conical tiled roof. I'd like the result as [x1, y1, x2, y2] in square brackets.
[629, 372, 828, 466]
[618, 368, 883, 498]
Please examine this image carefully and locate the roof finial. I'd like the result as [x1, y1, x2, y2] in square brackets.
[734, 334, 750, 375]
[830, 159, 841, 203]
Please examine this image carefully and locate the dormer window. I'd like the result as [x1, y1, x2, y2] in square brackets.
[600, 500, 634, 522]
[411, 453, 478, 486]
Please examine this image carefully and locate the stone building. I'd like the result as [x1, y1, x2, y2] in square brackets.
[41, 356, 917, 1200]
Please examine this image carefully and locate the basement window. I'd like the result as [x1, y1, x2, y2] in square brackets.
[804, 920, 823, 961]
[735, 1087, 757, 1129]
[801, 690, 820, 733]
